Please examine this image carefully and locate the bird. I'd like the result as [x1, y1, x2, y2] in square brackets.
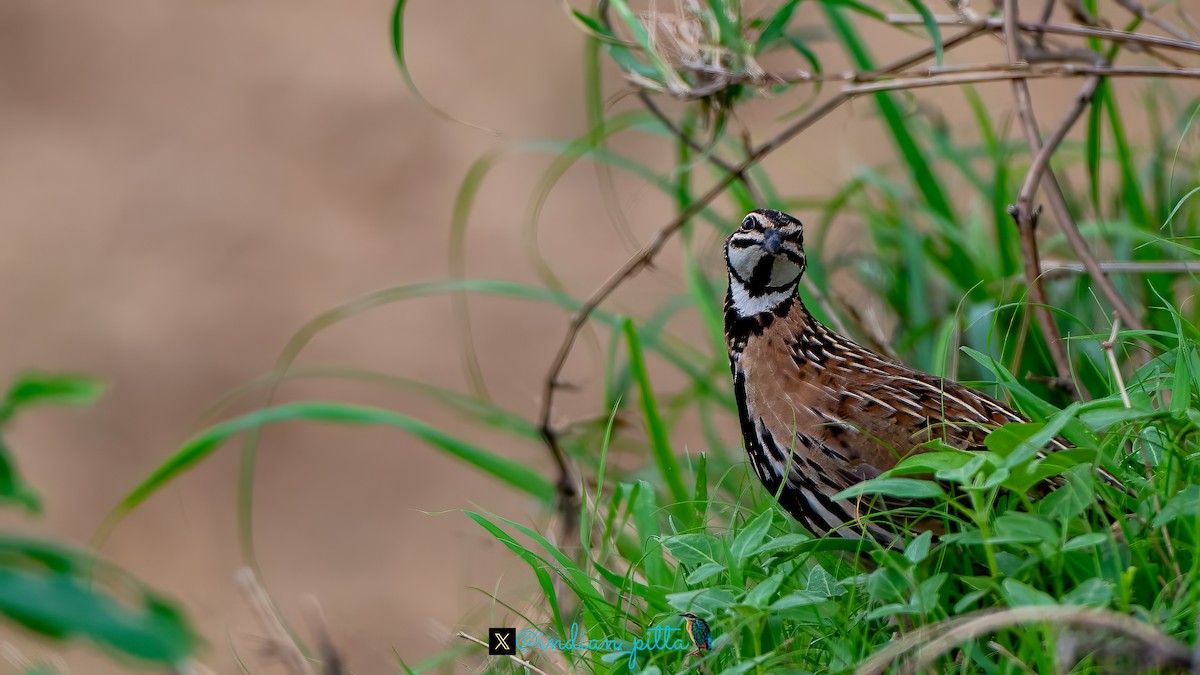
[723, 208, 1087, 545]
[680, 612, 712, 655]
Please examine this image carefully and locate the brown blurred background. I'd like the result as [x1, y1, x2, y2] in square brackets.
[0, 1, 1139, 673]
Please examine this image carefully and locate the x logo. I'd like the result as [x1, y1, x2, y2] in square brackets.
[488, 627, 516, 655]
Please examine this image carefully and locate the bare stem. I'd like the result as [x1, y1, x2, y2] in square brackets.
[1041, 260, 1200, 277]
[886, 14, 1200, 56]
[857, 606, 1195, 675]
[1003, 0, 1079, 397]
[236, 567, 315, 675]
[456, 632, 551, 675]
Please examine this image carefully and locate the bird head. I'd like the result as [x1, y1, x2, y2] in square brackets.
[725, 209, 806, 317]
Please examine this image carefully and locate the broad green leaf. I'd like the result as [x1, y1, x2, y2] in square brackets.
[1038, 464, 1095, 521]
[662, 533, 721, 567]
[1152, 486, 1200, 527]
[834, 478, 945, 501]
[904, 531, 934, 565]
[0, 537, 195, 664]
[1062, 578, 1113, 607]
[889, 448, 975, 476]
[753, 533, 811, 557]
[744, 573, 782, 608]
[686, 563, 725, 585]
[730, 510, 773, 564]
[666, 588, 737, 615]
[1062, 532, 1110, 552]
[1001, 579, 1057, 607]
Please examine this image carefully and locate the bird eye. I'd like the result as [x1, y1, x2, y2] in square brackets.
[740, 216, 757, 231]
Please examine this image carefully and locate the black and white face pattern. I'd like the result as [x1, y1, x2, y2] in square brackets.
[725, 209, 806, 317]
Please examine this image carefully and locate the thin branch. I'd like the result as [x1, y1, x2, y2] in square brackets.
[1102, 313, 1133, 409]
[1114, 0, 1196, 42]
[456, 631, 551, 675]
[635, 90, 763, 204]
[856, 606, 1195, 675]
[1008, 40, 1149, 342]
[839, 64, 1200, 94]
[1003, 0, 1079, 396]
[1041, 260, 1200, 278]
[886, 14, 1200, 55]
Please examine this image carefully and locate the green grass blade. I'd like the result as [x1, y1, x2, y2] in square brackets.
[111, 402, 556, 528]
[822, 5, 954, 222]
[623, 320, 692, 521]
[903, 0, 943, 65]
[389, 0, 494, 132]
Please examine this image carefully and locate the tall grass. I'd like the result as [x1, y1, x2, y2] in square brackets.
[83, 1, 1200, 673]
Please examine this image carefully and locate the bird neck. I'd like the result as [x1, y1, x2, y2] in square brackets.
[724, 276, 811, 352]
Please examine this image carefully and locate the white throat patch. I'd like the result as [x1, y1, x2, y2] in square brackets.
[729, 277, 795, 318]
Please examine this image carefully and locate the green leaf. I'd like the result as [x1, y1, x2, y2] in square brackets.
[0, 537, 195, 664]
[902, 0, 942, 65]
[110, 402, 556, 526]
[1001, 579, 1057, 607]
[0, 373, 104, 423]
[806, 564, 845, 597]
[1038, 464, 1095, 521]
[632, 480, 669, 586]
[464, 513, 569, 627]
[686, 563, 725, 585]
[623, 320, 691, 520]
[745, 573, 783, 608]
[865, 567, 908, 605]
[823, 5, 954, 222]
[753, 533, 811, 557]
[1152, 486, 1200, 527]
[1062, 532, 1110, 552]
[662, 533, 721, 567]
[1087, 80, 1105, 212]
[1062, 578, 1113, 607]
[904, 530, 934, 564]
[834, 478, 945, 501]
[666, 588, 737, 615]
[389, 1, 493, 130]
[0, 438, 40, 513]
[993, 513, 1058, 545]
[757, 0, 803, 52]
[889, 448, 975, 476]
[730, 510, 774, 564]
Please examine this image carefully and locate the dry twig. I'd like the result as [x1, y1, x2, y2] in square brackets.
[856, 605, 1195, 675]
[456, 631, 551, 675]
[236, 567, 315, 675]
[1002, 0, 1079, 396]
[886, 14, 1200, 56]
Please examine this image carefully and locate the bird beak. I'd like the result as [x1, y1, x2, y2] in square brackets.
[761, 228, 783, 254]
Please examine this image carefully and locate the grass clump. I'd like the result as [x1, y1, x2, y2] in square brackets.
[98, 1, 1200, 673]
